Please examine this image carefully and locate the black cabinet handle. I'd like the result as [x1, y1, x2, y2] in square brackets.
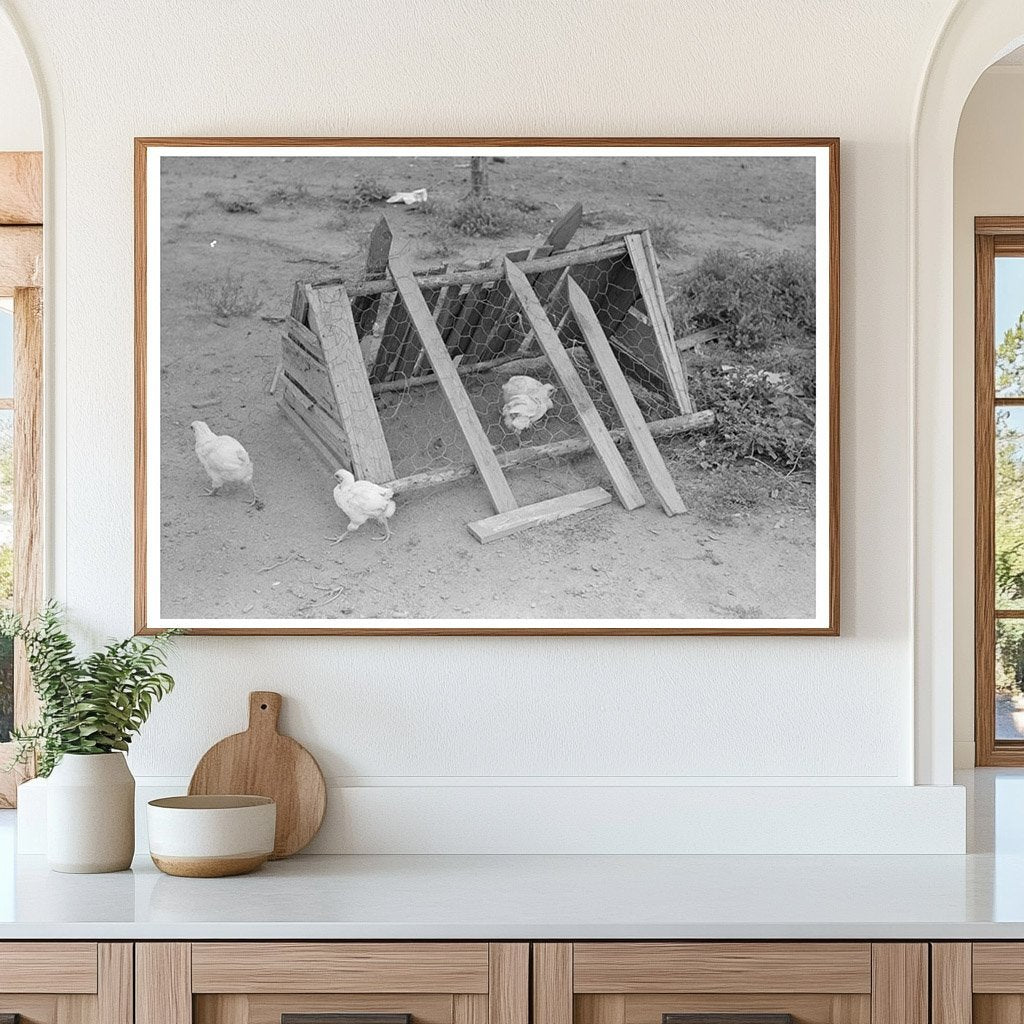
[283, 1015, 411, 1024]
[664, 1015, 794, 1024]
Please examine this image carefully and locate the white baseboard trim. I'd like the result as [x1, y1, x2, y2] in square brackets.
[17, 777, 967, 856]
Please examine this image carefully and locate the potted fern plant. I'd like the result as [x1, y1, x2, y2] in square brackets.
[2, 603, 178, 873]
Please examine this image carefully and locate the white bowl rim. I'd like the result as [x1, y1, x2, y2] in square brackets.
[148, 795, 275, 810]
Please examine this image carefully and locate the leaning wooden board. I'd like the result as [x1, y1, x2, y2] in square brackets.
[188, 691, 326, 859]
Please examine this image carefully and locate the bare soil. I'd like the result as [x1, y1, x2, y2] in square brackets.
[158, 154, 816, 622]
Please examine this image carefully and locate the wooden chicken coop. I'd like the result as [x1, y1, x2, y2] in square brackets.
[274, 205, 714, 542]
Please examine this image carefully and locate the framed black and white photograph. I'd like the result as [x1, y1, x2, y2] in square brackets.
[135, 138, 838, 635]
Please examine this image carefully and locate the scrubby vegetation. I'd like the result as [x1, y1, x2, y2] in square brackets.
[673, 248, 815, 351]
[195, 268, 263, 319]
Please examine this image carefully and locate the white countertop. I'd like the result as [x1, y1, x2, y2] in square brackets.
[0, 849, 1022, 940]
[1, 769, 1021, 941]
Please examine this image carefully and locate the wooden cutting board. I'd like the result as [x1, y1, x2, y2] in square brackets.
[188, 691, 326, 859]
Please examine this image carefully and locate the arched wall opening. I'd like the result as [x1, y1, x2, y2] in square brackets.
[914, 1, 1024, 785]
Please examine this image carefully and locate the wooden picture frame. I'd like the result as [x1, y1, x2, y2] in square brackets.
[135, 137, 840, 636]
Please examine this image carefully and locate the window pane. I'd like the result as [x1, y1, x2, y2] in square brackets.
[996, 408, 1024, 608]
[998, 620, 1024, 740]
[0, 306, 12, 399]
[997, 256, 1024, 396]
[0, 409, 12, 742]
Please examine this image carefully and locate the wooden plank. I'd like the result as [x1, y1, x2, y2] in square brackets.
[136, 944, 191, 1024]
[489, 943, 529, 1024]
[389, 410, 714, 494]
[192, 942, 489, 994]
[281, 337, 338, 414]
[545, 201, 584, 250]
[0, 943, 97, 993]
[568, 278, 686, 515]
[389, 258, 517, 513]
[0, 152, 42, 224]
[871, 945, 928, 1024]
[98, 945, 133, 1024]
[277, 387, 350, 470]
[393, 285, 437, 379]
[362, 289, 395, 370]
[641, 228, 675, 335]
[572, 943, 871, 994]
[677, 325, 727, 352]
[370, 291, 412, 383]
[486, 247, 553, 359]
[447, 273, 497, 359]
[534, 944, 573, 1024]
[290, 281, 309, 325]
[351, 216, 394, 335]
[505, 258, 644, 511]
[305, 283, 394, 482]
[454, 996, 488, 1024]
[413, 271, 458, 375]
[624, 233, 692, 413]
[469, 487, 611, 543]
[0, 225, 42, 295]
[931, 945, 972, 1024]
[972, 944, 1024, 991]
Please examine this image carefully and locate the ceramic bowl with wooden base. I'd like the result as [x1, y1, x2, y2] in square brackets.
[147, 795, 276, 877]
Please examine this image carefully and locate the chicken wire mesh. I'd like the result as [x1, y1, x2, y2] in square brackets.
[365, 243, 687, 500]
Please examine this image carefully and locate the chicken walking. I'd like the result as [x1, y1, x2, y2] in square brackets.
[190, 421, 258, 506]
[330, 468, 396, 543]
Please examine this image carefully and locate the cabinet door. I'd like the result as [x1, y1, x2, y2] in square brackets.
[137, 943, 528, 1024]
[533, 944, 928, 1024]
[0, 943, 131, 1024]
[940, 943, 1024, 1024]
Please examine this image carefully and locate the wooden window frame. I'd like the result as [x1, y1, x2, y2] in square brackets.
[0, 151, 43, 807]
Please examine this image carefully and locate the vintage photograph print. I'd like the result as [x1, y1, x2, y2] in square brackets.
[135, 139, 838, 635]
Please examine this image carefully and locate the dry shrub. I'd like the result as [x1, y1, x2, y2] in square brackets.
[195, 269, 263, 319]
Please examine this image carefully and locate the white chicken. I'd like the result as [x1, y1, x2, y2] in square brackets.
[501, 375, 556, 434]
[331, 468, 396, 543]
[190, 421, 258, 506]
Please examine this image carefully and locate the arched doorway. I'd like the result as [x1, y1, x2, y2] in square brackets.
[914, 1, 1024, 785]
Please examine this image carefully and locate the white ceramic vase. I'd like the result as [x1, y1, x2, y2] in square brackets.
[46, 752, 135, 873]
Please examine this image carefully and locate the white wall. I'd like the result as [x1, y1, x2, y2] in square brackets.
[0, 10, 39, 151]
[952, 66, 1024, 767]
[1, 0, 972, 852]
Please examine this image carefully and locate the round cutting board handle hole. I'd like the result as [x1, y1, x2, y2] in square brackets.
[260, 703, 267, 710]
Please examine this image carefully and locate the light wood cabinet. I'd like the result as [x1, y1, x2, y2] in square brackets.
[931, 943, 1024, 1024]
[532, 943, 928, 1024]
[136, 944, 528, 1024]
[0, 943, 132, 1024]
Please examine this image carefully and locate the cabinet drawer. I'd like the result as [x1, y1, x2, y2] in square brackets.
[533, 943, 925, 1024]
[140, 943, 528, 1024]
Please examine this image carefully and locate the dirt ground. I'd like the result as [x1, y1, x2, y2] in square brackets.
[157, 154, 817, 622]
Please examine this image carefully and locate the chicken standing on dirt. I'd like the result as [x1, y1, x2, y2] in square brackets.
[501, 375, 557, 434]
[190, 421, 258, 506]
[330, 468, 396, 543]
